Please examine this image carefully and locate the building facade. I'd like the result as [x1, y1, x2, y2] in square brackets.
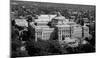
[34, 26, 54, 41]
[30, 13, 90, 44]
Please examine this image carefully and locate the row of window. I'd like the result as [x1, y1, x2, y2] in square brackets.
[58, 30, 73, 34]
[58, 27, 74, 30]
[59, 35, 71, 40]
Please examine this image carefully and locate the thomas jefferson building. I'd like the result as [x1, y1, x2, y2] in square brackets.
[30, 12, 90, 44]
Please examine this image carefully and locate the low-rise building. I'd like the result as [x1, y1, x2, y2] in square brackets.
[15, 19, 28, 27]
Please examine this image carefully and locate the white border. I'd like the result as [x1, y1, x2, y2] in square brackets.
[0, 0, 10, 58]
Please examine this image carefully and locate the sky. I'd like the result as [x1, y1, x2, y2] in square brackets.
[12, 0, 96, 5]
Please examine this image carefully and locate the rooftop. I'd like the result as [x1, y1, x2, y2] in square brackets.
[15, 19, 28, 27]
[37, 14, 57, 22]
[56, 24, 70, 27]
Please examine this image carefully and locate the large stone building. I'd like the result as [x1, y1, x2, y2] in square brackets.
[30, 12, 90, 45]
[34, 25, 54, 41]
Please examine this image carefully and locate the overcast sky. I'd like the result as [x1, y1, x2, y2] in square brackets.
[13, 0, 96, 5]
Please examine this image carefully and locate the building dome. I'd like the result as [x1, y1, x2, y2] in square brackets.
[53, 12, 66, 21]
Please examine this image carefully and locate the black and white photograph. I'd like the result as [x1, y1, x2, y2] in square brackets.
[10, 0, 96, 58]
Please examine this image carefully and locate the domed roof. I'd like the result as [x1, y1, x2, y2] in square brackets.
[53, 12, 66, 20]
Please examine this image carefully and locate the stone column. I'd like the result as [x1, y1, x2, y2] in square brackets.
[58, 31, 60, 41]
[42, 32, 43, 40]
[61, 30, 62, 41]
[35, 29, 37, 42]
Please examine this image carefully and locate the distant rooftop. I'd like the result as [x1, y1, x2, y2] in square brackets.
[36, 14, 56, 22]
